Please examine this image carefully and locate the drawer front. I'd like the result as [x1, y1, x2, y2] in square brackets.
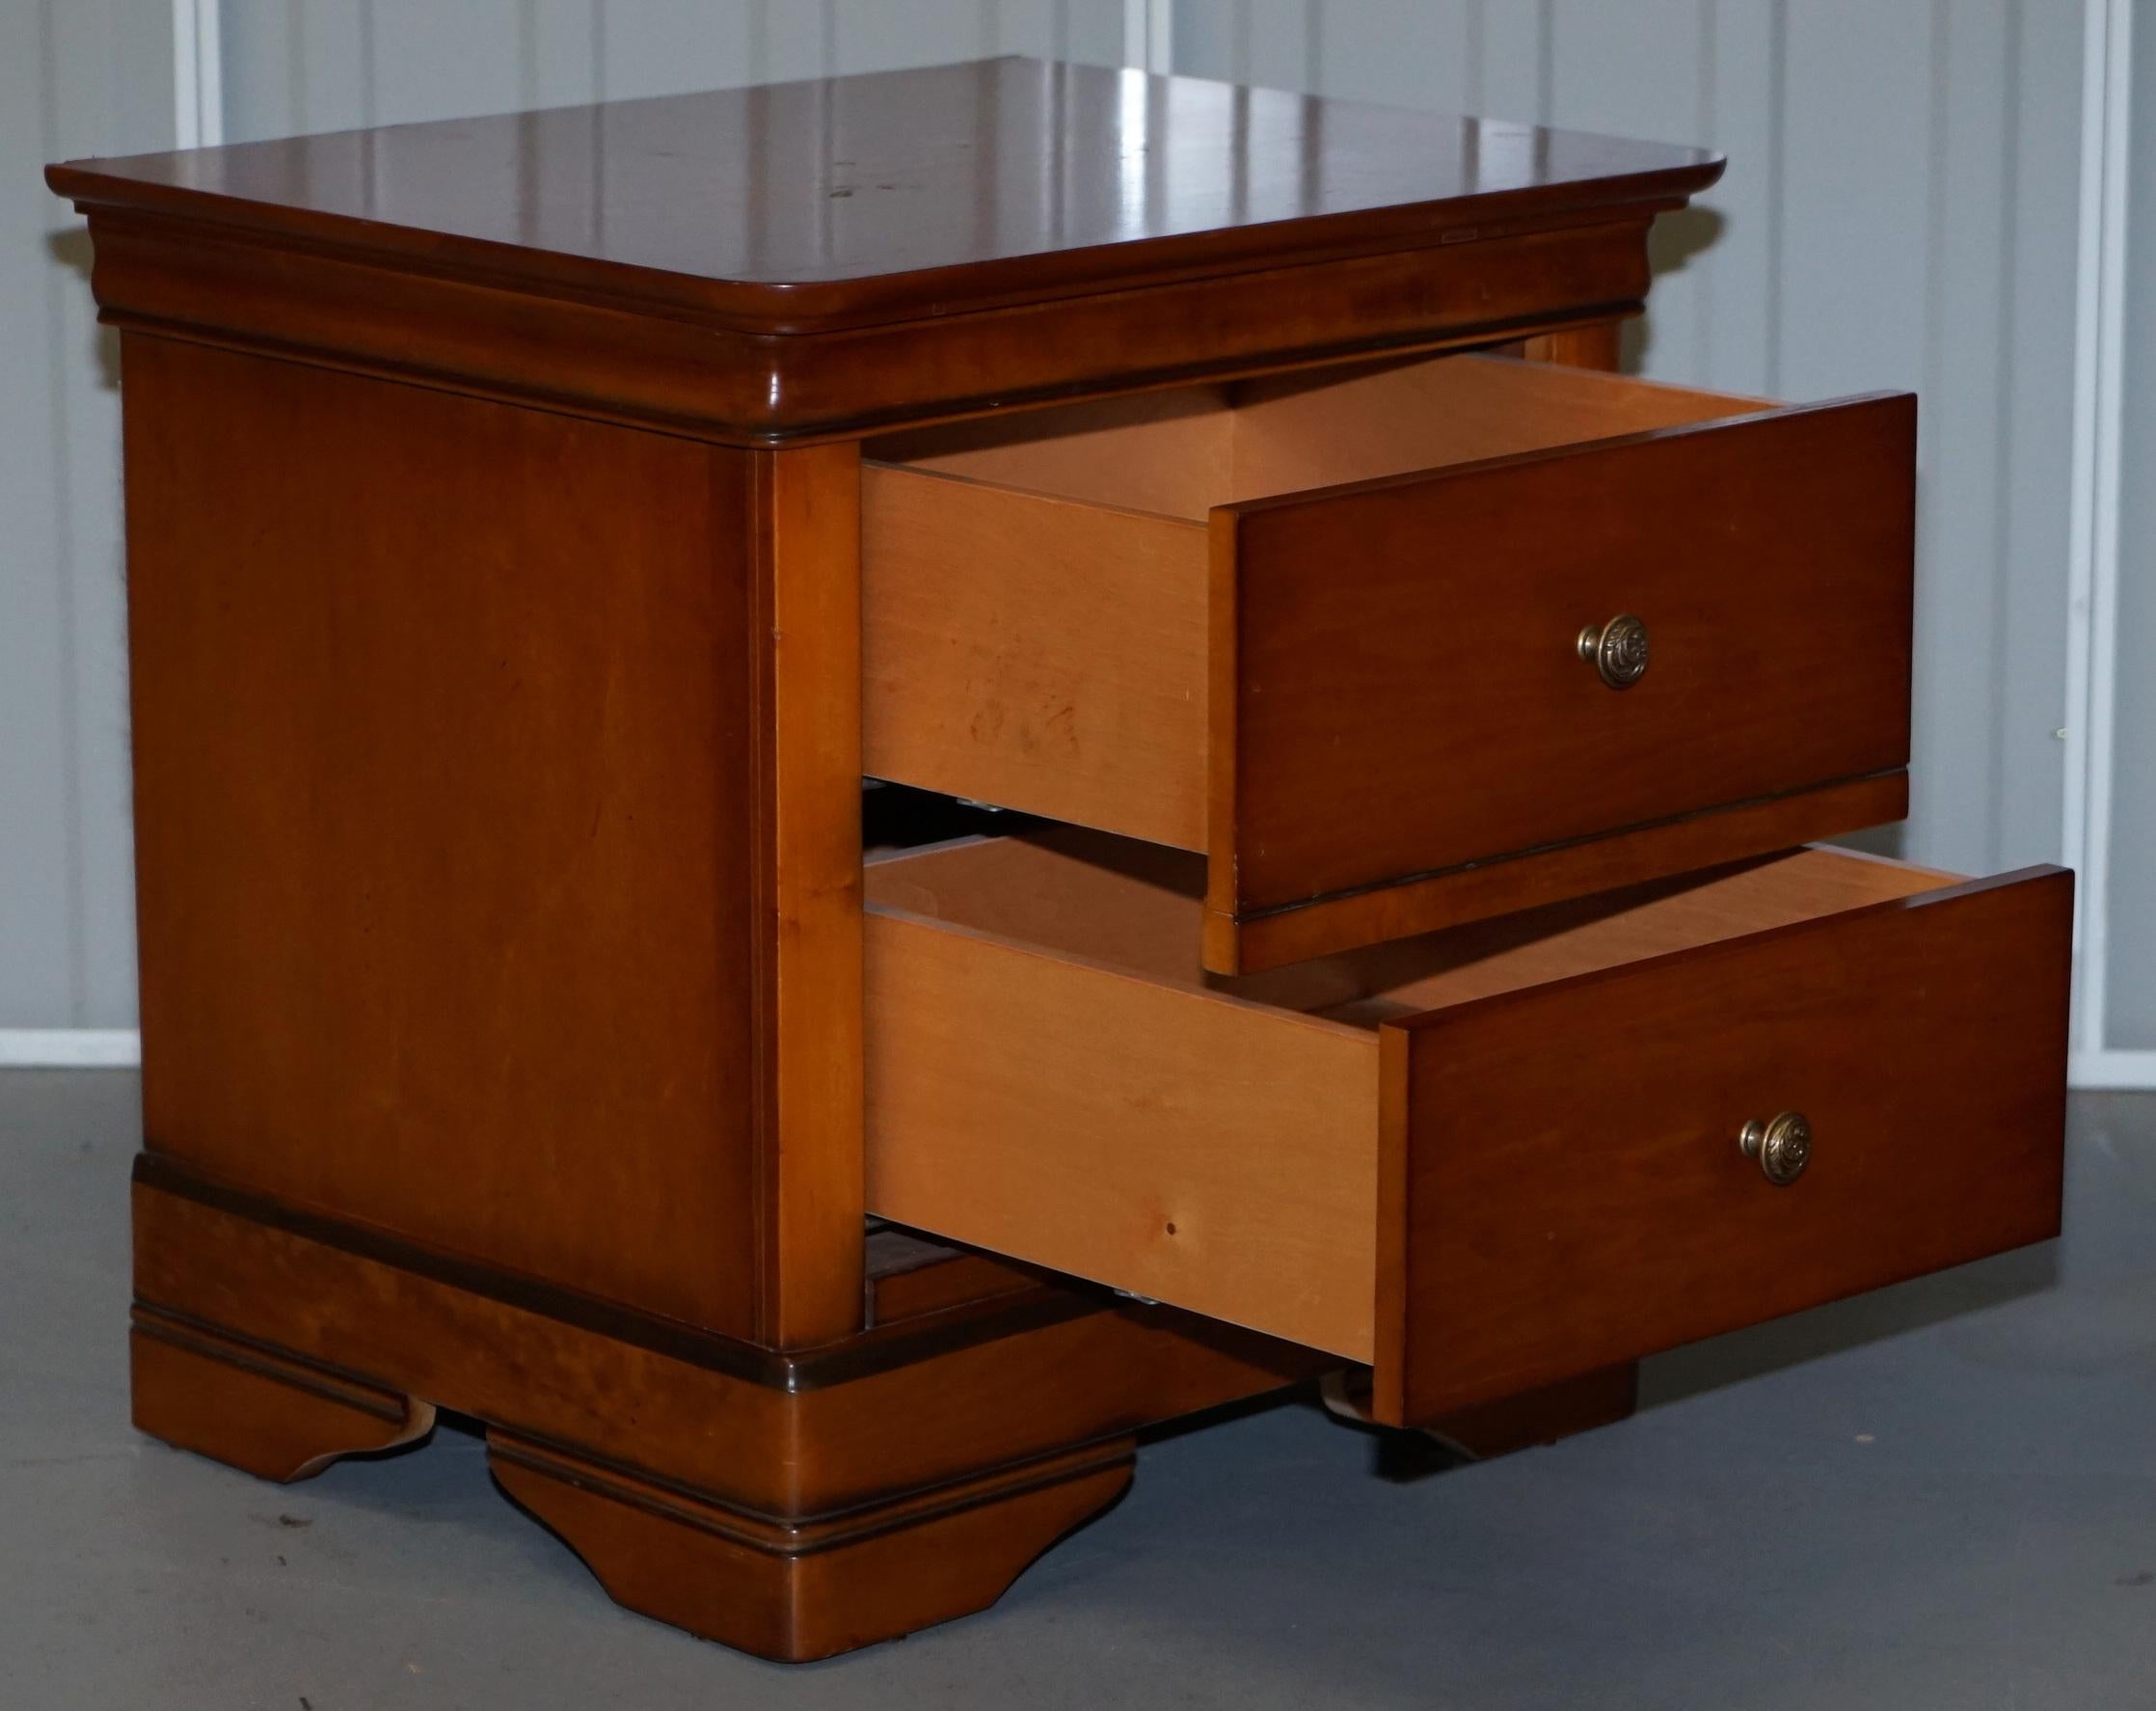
[1212, 394, 1917, 958]
[1372, 863, 2071, 1426]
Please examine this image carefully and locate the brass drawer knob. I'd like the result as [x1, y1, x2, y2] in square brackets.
[1738, 1110, 1813, 1186]
[1577, 613, 1650, 688]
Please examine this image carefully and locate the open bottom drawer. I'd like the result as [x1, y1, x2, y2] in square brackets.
[864, 830, 2069, 1428]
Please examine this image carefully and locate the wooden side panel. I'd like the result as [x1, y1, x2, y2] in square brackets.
[1375, 866, 2073, 1426]
[1209, 392, 1918, 945]
[861, 464, 1210, 851]
[121, 337, 762, 1332]
[863, 910, 1381, 1360]
[752, 442, 867, 1347]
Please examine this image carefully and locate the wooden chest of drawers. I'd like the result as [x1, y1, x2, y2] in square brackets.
[49, 56, 2069, 1663]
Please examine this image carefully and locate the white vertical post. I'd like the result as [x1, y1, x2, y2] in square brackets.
[2064, 0, 2136, 1086]
[172, 0, 223, 149]
[1125, 0, 1173, 72]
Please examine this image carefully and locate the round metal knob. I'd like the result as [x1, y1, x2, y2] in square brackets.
[1577, 613, 1651, 689]
[1738, 1110, 1813, 1186]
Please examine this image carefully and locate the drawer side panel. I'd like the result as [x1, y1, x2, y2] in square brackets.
[865, 910, 1382, 1359]
[863, 466, 1210, 851]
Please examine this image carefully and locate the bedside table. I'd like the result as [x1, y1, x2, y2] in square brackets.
[47, 56, 2070, 1663]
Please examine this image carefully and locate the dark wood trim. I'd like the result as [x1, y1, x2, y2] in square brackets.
[1384, 861, 2072, 1038]
[131, 1167, 1319, 1513]
[488, 1431, 1134, 1554]
[132, 1306, 412, 1426]
[1205, 770, 1911, 974]
[131, 1151, 1095, 1393]
[1324, 1361, 1640, 1459]
[66, 206, 1675, 444]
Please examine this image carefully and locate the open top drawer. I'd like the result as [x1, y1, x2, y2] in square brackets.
[863, 354, 1916, 972]
[864, 828, 2069, 1428]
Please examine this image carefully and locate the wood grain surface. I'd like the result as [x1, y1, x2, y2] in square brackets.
[49, 63, 1719, 440]
[121, 336, 764, 1333]
[121, 339, 866, 1343]
[1375, 864, 2072, 1423]
[1212, 393, 1919, 923]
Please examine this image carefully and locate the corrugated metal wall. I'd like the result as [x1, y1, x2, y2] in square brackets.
[216, 0, 1128, 139]
[1175, 0, 2086, 889]
[2, 0, 174, 1031]
[7, 2, 2136, 1053]
[2109, 0, 2156, 1051]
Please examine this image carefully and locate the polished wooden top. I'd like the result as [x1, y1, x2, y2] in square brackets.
[50, 57, 1720, 336]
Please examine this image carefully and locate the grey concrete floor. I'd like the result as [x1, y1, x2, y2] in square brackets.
[4, 1072, 2155, 1709]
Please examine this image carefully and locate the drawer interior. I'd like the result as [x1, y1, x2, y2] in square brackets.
[864, 826, 1955, 1364]
[866, 352, 1766, 519]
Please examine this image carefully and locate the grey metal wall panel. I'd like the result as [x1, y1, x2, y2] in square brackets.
[2105, 0, 2156, 1048]
[0, 1, 79, 1028]
[1175, 0, 2081, 892]
[1990, 1, 2080, 881]
[3, 0, 172, 1029]
[1544, 0, 1713, 378]
[220, 0, 1132, 138]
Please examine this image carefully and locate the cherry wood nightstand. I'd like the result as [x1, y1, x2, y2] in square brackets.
[49, 57, 2070, 1662]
